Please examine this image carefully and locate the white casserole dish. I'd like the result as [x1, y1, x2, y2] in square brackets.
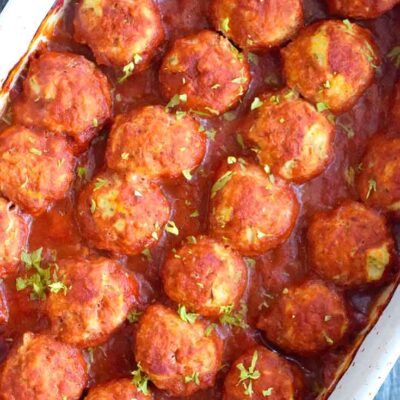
[0, 1, 399, 399]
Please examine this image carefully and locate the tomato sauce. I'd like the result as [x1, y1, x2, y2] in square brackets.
[0, 0, 399, 399]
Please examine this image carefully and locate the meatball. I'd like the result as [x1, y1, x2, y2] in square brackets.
[106, 105, 206, 178]
[307, 201, 394, 287]
[210, 0, 303, 51]
[257, 281, 349, 355]
[77, 171, 170, 255]
[223, 346, 303, 400]
[46, 256, 138, 347]
[0, 125, 75, 215]
[161, 236, 247, 317]
[356, 136, 400, 216]
[0, 197, 28, 277]
[209, 161, 299, 256]
[85, 378, 152, 400]
[74, 0, 164, 70]
[281, 20, 379, 114]
[0, 332, 87, 400]
[390, 81, 400, 131]
[135, 304, 223, 397]
[13, 51, 112, 151]
[326, 0, 400, 19]
[245, 89, 335, 183]
[159, 30, 250, 117]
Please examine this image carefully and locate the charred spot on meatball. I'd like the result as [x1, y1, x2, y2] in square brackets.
[13, 51, 112, 152]
[0, 125, 75, 216]
[85, 378, 152, 400]
[159, 30, 250, 117]
[326, 0, 400, 19]
[106, 105, 206, 178]
[223, 346, 304, 399]
[245, 89, 335, 183]
[356, 136, 400, 216]
[281, 20, 380, 114]
[162, 235, 247, 317]
[46, 256, 138, 348]
[74, 0, 164, 70]
[210, 0, 303, 51]
[0, 332, 87, 400]
[209, 160, 299, 256]
[307, 201, 394, 287]
[135, 304, 223, 397]
[77, 170, 170, 255]
[0, 197, 28, 278]
[257, 280, 349, 355]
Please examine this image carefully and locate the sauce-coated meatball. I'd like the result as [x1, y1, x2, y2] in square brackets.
[223, 346, 303, 400]
[85, 378, 152, 400]
[0, 125, 74, 215]
[209, 161, 299, 256]
[77, 171, 170, 255]
[0, 332, 87, 400]
[356, 136, 400, 215]
[135, 304, 223, 396]
[282, 20, 379, 114]
[14, 52, 112, 151]
[210, 0, 303, 51]
[106, 105, 206, 178]
[326, 0, 400, 19]
[159, 30, 250, 117]
[161, 236, 247, 317]
[245, 89, 335, 183]
[257, 281, 349, 355]
[0, 198, 27, 277]
[46, 256, 138, 347]
[308, 201, 394, 287]
[74, 0, 164, 69]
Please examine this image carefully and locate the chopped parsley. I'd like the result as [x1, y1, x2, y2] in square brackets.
[93, 178, 108, 191]
[237, 351, 261, 397]
[165, 220, 179, 236]
[205, 323, 218, 337]
[182, 169, 193, 181]
[167, 94, 187, 109]
[388, 46, 400, 68]
[343, 19, 353, 31]
[131, 363, 150, 395]
[221, 17, 230, 32]
[211, 171, 233, 198]
[178, 304, 198, 324]
[206, 128, 217, 141]
[263, 387, 273, 396]
[219, 304, 248, 329]
[29, 148, 42, 156]
[16, 248, 68, 300]
[184, 372, 200, 385]
[118, 54, 143, 83]
[316, 102, 329, 112]
[366, 179, 377, 199]
[77, 166, 87, 179]
[251, 97, 263, 110]
[127, 310, 142, 323]
[247, 53, 259, 65]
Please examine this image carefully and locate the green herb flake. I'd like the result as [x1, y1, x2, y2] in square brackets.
[121, 152, 130, 160]
[165, 220, 180, 236]
[166, 93, 188, 109]
[244, 257, 256, 268]
[263, 387, 273, 396]
[184, 372, 200, 385]
[221, 17, 230, 32]
[247, 52, 259, 65]
[316, 102, 329, 112]
[182, 169, 193, 181]
[211, 171, 233, 198]
[206, 128, 217, 141]
[30, 148, 42, 156]
[176, 111, 187, 120]
[127, 310, 142, 323]
[77, 166, 87, 179]
[90, 199, 97, 214]
[343, 19, 353, 31]
[178, 304, 198, 324]
[92, 118, 98, 128]
[366, 179, 377, 199]
[131, 363, 150, 395]
[205, 323, 217, 337]
[251, 97, 263, 110]
[388, 46, 400, 68]
[237, 350, 261, 396]
[219, 303, 248, 329]
[93, 178, 109, 192]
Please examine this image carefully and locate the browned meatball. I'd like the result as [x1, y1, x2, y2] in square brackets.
[135, 304, 223, 397]
[0, 197, 28, 278]
[13, 52, 112, 151]
[245, 89, 335, 183]
[0, 125, 75, 215]
[257, 281, 349, 355]
[356, 136, 400, 216]
[46, 256, 138, 347]
[223, 346, 304, 400]
[390, 81, 400, 131]
[85, 378, 152, 400]
[74, 0, 164, 70]
[209, 161, 299, 256]
[161, 236, 247, 317]
[159, 30, 250, 117]
[0, 332, 87, 400]
[210, 0, 303, 51]
[307, 201, 394, 287]
[326, 0, 400, 19]
[282, 20, 379, 114]
[77, 171, 170, 255]
[106, 105, 206, 178]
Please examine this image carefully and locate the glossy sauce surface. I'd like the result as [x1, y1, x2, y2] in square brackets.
[0, 0, 399, 399]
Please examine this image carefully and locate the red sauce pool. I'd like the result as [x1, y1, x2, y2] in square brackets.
[0, 1, 399, 399]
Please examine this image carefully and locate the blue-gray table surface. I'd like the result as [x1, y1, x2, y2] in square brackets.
[0, 0, 398, 398]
